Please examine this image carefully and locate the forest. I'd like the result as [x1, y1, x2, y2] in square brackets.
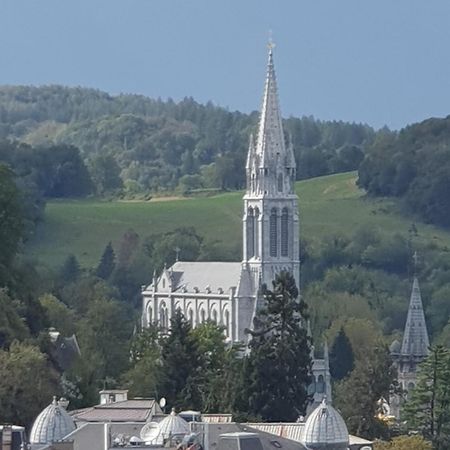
[0, 85, 373, 195]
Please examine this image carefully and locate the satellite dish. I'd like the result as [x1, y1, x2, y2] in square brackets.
[159, 397, 167, 408]
[140, 422, 161, 443]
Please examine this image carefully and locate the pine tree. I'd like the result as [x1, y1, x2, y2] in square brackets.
[330, 327, 354, 380]
[60, 254, 80, 283]
[245, 271, 312, 421]
[160, 310, 202, 410]
[95, 242, 116, 280]
[404, 345, 450, 450]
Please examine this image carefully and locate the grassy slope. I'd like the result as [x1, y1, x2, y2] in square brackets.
[27, 171, 450, 268]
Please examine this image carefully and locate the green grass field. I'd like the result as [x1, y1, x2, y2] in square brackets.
[26, 171, 450, 268]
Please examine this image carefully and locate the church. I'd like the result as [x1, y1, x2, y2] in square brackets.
[141, 44, 330, 408]
[141, 44, 299, 340]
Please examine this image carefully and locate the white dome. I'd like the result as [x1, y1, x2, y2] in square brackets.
[159, 408, 189, 439]
[303, 399, 349, 450]
[30, 397, 76, 444]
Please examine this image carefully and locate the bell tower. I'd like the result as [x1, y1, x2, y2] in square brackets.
[242, 43, 300, 289]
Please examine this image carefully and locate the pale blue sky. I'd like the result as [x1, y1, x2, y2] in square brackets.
[1, 0, 450, 129]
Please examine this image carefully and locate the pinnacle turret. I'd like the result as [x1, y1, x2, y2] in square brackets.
[401, 277, 430, 357]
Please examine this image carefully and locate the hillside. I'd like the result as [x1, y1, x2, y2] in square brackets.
[26, 171, 450, 268]
[0, 85, 374, 195]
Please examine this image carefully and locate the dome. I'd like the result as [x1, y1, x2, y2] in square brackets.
[30, 397, 76, 444]
[389, 339, 401, 354]
[158, 408, 189, 439]
[303, 399, 349, 450]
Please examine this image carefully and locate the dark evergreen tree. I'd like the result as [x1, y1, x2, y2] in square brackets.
[95, 242, 116, 280]
[60, 254, 81, 283]
[330, 327, 354, 380]
[404, 345, 450, 450]
[160, 310, 202, 410]
[245, 271, 312, 421]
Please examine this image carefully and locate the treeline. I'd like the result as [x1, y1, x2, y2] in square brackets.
[0, 85, 375, 195]
[358, 117, 450, 228]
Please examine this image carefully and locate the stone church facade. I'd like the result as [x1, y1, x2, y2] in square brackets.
[141, 45, 331, 408]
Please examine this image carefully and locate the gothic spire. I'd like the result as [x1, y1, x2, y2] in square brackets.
[246, 43, 296, 197]
[401, 277, 430, 357]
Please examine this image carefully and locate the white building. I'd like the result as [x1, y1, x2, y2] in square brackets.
[142, 45, 299, 341]
[141, 44, 330, 405]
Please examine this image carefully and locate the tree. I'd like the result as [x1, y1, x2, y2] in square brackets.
[0, 342, 59, 428]
[122, 326, 162, 399]
[374, 435, 432, 450]
[0, 164, 23, 284]
[39, 293, 76, 335]
[95, 242, 116, 280]
[334, 343, 398, 440]
[191, 321, 243, 413]
[330, 327, 354, 381]
[0, 289, 29, 348]
[245, 271, 312, 421]
[404, 345, 450, 450]
[88, 154, 123, 195]
[59, 254, 81, 283]
[160, 310, 201, 410]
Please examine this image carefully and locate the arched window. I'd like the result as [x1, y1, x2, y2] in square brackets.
[277, 173, 283, 192]
[281, 207, 289, 257]
[188, 309, 194, 327]
[270, 208, 278, 257]
[148, 306, 153, 324]
[160, 307, 166, 329]
[200, 308, 206, 323]
[212, 309, 218, 323]
[254, 208, 260, 257]
[317, 375, 325, 394]
[247, 207, 255, 258]
[251, 173, 256, 192]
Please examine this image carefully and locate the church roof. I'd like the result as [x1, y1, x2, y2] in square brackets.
[401, 277, 430, 357]
[303, 399, 349, 449]
[30, 397, 76, 444]
[163, 261, 242, 293]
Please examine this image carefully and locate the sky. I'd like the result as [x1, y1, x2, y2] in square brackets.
[1, 0, 450, 130]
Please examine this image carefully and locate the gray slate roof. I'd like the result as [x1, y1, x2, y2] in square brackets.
[164, 261, 242, 293]
[401, 278, 430, 357]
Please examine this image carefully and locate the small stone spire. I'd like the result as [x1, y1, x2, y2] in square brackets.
[401, 277, 430, 357]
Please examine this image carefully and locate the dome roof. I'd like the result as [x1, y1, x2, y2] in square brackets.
[159, 408, 189, 439]
[30, 397, 76, 444]
[303, 399, 349, 450]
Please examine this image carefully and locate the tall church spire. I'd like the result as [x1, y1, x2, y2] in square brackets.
[246, 44, 296, 197]
[242, 42, 300, 289]
[401, 277, 430, 357]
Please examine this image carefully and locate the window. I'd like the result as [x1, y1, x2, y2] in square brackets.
[201, 309, 206, 323]
[148, 306, 153, 323]
[281, 208, 289, 257]
[277, 173, 283, 192]
[188, 309, 194, 326]
[317, 375, 325, 393]
[247, 207, 255, 258]
[270, 208, 278, 257]
[212, 309, 218, 323]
